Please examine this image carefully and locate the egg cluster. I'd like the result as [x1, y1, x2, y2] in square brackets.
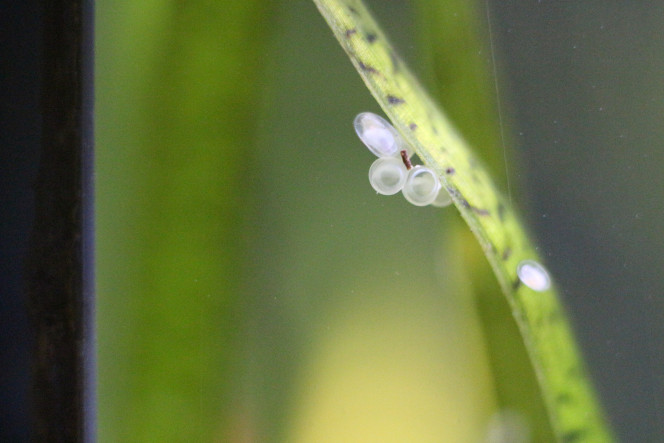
[354, 112, 452, 208]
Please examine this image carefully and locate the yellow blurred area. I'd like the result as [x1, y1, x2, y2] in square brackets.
[287, 280, 495, 442]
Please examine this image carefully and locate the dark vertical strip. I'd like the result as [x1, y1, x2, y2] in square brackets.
[81, 0, 95, 440]
[27, 0, 94, 441]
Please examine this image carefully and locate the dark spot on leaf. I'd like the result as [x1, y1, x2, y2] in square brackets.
[432, 126, 438, 135]
[557, 392, 572, 404]
[513, 278, 522, 290]
[472, 206, 490, 216]
[345, 28, 357, 38]
[449, 188, 463, 201]
[409, 123, 417, 131]
[387, 95, 405, 105]
[358, 61, 378, 74]
[561, 430, 585, 443]
[445, 167, 455, 175]
[450, 189, 485, 215]
[348, 6, 358, 15]
[366, 33, 377, 43]
[502, 247, 512, 261]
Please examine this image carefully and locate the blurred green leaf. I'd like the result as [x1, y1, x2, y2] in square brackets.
[97, 1, 271, 440]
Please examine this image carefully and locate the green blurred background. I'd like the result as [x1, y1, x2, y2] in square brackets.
[96, 0, 664, 441]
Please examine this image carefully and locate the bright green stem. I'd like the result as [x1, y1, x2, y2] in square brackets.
[313, 1, 614, 441]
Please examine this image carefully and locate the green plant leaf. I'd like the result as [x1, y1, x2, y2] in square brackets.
[312, 0, 614, 441]
[97, 1, 271, 440]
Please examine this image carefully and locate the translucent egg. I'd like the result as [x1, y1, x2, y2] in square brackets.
[368, 157, 408, 195]
[354, 112, 403, 158]
[516, 260, 551, 292]
[402, 166, 441, 206]
[431, 187, 452, 208]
